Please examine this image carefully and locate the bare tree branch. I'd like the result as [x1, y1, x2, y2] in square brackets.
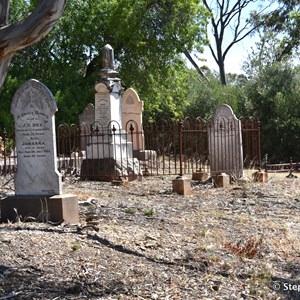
[0, 0, 67, 58]
[183, 50, 208, 81]
[0, 54, 11, 89]
[0, 0, 66, 90]
[203, 0, 276, 85]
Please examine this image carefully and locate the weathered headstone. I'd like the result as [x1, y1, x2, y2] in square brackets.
[1, 79, 79, 223]
[122, 88, 144, 153]
[79, 103, 95, 129]
[11, 79, 62, 195]
[79, 103, 95, 149]
[208, 104, 243, 178]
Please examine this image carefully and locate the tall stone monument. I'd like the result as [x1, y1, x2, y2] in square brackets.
[94, 45, 122, 128]
[80, 44, 139, 181]
[208, 104, 243, 178]
[1, 79, 79, 223]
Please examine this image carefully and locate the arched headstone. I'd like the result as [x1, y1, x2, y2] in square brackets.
[11, 79, 62, 195]
[122, 88, 144, 152]
[208, 104, 243, 178]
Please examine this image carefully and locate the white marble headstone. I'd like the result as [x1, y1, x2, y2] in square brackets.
[208, 104, 243, 178]
[94, 82, 122, 129]
[11, 79, 62, 195]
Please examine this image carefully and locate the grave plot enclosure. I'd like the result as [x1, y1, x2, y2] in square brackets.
[54, 114, 260, 179]
[1, 115, 260, 179]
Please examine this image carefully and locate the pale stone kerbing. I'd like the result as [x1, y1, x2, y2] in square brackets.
[11, 79, 62, 196]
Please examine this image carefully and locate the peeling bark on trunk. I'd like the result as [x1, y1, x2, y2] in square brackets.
[0, 0, 10, 27]
[0, 0, 67, 90]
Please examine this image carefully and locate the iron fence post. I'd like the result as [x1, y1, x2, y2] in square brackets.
[3, 128, 7, 175]
[257, 120, 261, 171]
[179, 120, 183, 176]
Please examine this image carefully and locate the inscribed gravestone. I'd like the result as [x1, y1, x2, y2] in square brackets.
[94, 82, 122, 128]
[122, 88, 144, 151]
[208, 104, 243, 178]
[79, 103, 95, 150]
[11, 79, 62, 195]
[79, 103, 95, 129]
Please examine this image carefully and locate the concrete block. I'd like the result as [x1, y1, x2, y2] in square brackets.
[172, 176, 192, 195]
[213, 173, 230, 188]
[1, 194, 79, 224]
[252, 171, 268, 183]
[192, 171, 209, 181]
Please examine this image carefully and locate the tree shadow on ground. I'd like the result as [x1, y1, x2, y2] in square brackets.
[0, 263, 133, 299]
[86, 232, 209, 272]
[0, 226, 210, 299]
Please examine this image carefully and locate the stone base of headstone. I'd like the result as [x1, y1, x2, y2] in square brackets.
[252, 171, 268, 183]
[172, 176, 192, 196]
[80, 158, 139, 181]
[0, 194, 79, 224]
[213, 173, 230, 188]
[192, 171, 209, 181]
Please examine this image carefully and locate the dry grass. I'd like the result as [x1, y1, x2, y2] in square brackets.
[0, 172, 300, 299]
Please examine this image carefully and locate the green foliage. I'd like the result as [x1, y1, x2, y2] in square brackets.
[124, 208, 135, 215]
[257, 0, 300, 62]
[4, 0, 299, 165]
[244, 62, 300, 162]
[71, 243, 81, 251]
[1, 0, 209, 128]
[143, 208, 154, 216]
[184, 71, 249, 119]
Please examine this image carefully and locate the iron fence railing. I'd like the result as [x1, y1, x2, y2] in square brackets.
[0, 116, 261, 179]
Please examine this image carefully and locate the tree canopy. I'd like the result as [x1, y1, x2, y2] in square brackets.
[2, 0, 300, 163]
[254, 0, 300, 62]
[1, 0, 209, 128]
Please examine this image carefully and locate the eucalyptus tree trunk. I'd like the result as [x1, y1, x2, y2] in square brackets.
[0, 0, 67, 90]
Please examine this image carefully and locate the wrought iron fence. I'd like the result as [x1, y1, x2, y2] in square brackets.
[0, 116, 261, 179]
[142, 116, 260, 176]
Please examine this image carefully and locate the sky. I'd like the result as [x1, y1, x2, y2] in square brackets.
[194, 0, 278, 75]
[201, 37, 257, 74]
[186, 39, 257, 75]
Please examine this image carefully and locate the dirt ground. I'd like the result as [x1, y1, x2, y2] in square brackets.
[1, 172, 300, 299]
